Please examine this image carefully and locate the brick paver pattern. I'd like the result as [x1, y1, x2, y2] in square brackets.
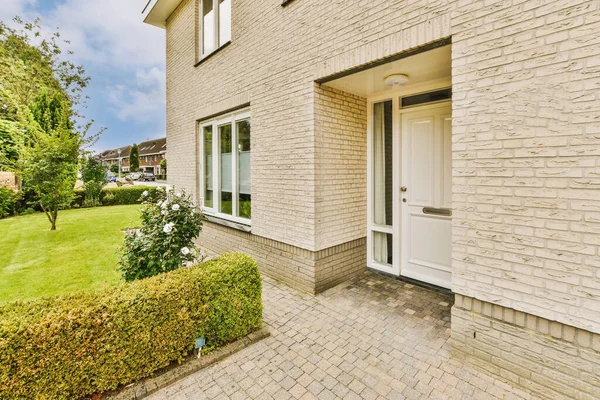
[148, 272, 538, 399]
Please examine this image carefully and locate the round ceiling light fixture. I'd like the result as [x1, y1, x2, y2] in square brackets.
[384, 73, 410, 87]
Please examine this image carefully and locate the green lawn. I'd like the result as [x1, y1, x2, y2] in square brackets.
[0, 205, 140, 304]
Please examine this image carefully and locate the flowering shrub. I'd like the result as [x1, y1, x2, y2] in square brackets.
[119, 187, 203, 282]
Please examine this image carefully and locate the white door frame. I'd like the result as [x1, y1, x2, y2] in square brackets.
[366, 79, 451, 282]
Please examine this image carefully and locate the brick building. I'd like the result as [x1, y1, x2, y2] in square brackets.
[138, 137, 167, 175]
[143, 1, 600, 397]
[99, 145, 131, 173]
[99, 137, 167, 176]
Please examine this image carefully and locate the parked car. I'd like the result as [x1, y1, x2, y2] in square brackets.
[105, 173, 117, 183]
[140, 172, 156, 182]
[130, 172, 142, 180]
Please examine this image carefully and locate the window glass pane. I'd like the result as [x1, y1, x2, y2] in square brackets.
[203, 125, 213, 208]
[373, 100, 393, 227]
[401, 88, 452, 108]
[219, 0, 231, 46]
[237, 119, 251, 219]
[202, 0, 215, 54]
[373, 232, 393, 266]
[219, 124, 232, 215]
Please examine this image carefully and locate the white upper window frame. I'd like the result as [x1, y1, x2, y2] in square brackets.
[198, 0, 232, 61]
[199, 108, 251, 225]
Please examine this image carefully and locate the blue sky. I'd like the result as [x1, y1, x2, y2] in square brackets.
[1, 0, 166, 152]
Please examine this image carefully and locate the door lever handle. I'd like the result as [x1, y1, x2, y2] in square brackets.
[401, 186, 407, 192]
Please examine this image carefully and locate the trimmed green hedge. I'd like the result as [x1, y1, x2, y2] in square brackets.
[0, 253, 262, 399]
[73, 185, 158, 207]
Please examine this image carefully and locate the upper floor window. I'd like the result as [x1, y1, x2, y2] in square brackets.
[199, 0, 231, 59]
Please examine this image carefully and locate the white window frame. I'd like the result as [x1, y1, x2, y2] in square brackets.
[198, 0, 231, 61]
[199, 108, 251, 225]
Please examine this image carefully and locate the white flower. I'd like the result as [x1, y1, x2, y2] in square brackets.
[171, 204, 180, 211]
[142, 191, 149, 197]
[157, 200, 162, 206]
[161, 200, 168, 209]
[163, 222, 174, 233]
[181, 247, 190, 255]
[176, 192, 182, 197]
[161, 209, 167, 216]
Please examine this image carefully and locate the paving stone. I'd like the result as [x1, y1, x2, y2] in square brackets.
[147, 273, 538, 400]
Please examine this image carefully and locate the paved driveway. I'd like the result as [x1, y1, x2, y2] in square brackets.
[148, 272, 536, 399]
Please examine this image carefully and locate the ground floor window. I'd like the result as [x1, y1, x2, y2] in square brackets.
[200, 109, 251, 224]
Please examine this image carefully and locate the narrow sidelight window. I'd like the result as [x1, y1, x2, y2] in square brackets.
[372, 100, 393, 266]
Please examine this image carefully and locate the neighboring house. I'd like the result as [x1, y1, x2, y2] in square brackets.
[137, 137, 167, 175]
[99, 138, 167, 176]
[99, 145, 131, 173]
[143, 1, 600, 398]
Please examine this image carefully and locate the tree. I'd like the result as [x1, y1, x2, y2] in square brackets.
[109, 164, 119, 174]
[22, 132, 79, 230]
[0, 120, 23, 170]
[81, 155, 106, 207]
[21, 90, 80, 230]
[0, 18, 89, 116]
[0, 18, 92, 153]
[129, 144, 139, 172]
[160, 158, 166, 176]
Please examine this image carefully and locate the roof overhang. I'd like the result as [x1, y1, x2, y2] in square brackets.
[142, 0, 184, 28]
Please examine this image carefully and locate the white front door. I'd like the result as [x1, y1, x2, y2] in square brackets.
[400, 104, 452, 289]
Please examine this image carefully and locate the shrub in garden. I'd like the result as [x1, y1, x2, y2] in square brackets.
[0, 253, 262, 399]
[80, 155, 107, 207]
[0, 186, 19, 218]
[119, 187, 203, 281]
[102, 186, 158, 205]
[72, 186, 158, 207]
[102, 191, 116, 206]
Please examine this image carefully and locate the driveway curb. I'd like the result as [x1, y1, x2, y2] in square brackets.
[104, 326, 270, 399]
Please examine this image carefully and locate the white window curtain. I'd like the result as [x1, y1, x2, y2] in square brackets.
[373, 102, 388, 264]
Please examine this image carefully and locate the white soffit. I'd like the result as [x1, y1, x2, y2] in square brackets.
[143, 0, 184, 28]
[322, 45, 452, 98]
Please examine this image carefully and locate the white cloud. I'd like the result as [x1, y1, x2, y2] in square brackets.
[45, 0, 165, 67]
[107, 66, 166, 123]
[0, 0, 36, 24]
[1, 0, 167, 140]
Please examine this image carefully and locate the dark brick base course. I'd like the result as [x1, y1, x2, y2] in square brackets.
[197, 221, 366, 294]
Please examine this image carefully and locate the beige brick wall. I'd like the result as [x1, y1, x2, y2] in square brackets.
[451, 0, 600, 334]
[164, 0, 599, 349]
[452, 295, 600, 400]
[314, 85, 367, 250]
[165, 0, 451, 253]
